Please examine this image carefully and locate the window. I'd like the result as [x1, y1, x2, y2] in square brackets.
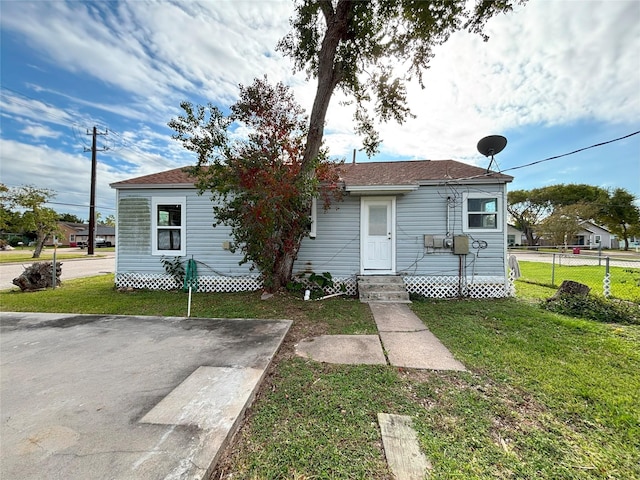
[463, 192, 502, 232]
[152, 197, 186, 255]
[309, 197, 317, 238]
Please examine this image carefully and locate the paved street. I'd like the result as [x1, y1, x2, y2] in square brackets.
[510, 250, 640, 268]
[0, 251, 115, 291]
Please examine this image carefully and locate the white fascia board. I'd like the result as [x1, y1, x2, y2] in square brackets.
[346, 184, 419, 195]
[418, 178, 512, 186]
[110, 183, 195, 190]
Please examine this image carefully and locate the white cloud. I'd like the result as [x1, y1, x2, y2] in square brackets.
[20, 123, 62, 140]
[0, 139, 121, 217]
[0, 92, 76, 127]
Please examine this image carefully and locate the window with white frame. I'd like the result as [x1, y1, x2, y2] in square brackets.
[463, 192, 502, 232]
[152, 197, 186, 255]
[309, 197, 317, 238]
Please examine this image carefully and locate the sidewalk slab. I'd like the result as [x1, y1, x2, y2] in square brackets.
[295, 335, 386, 365]
[378, 413, 432, 479]
[369, 303, 426, 332]
[379, 330, 467, 371]
[0, 312, 291, 480]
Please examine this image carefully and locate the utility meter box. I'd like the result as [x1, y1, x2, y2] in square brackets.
[423, 234, 434, 247]
[453, 235, 470, 255]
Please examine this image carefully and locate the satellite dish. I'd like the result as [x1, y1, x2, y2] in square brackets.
[477, 135, 507, 157]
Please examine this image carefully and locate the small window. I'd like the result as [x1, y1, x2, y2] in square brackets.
[309, 197, 317, 238]
[463, 193, 502, 232]
[152, 197, 186, 255]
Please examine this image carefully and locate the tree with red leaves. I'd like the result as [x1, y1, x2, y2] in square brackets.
[169, 77, 342, 291]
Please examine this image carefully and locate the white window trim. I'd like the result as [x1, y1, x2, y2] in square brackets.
[309, 197, 317, 238]
[152, 196, 186, 256]
[462, 192, 503, 233]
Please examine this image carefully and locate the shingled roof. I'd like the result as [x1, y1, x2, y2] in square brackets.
[338, 159, 512, 185]
[110, 159, 512, 189]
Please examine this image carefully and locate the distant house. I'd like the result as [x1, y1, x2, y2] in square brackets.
[574, 221, 617, 249]
[75, 225, 116, 247]
[110, 159, 514, 298]
[507, 224, 526, 246]
[46, 222, 86, 247]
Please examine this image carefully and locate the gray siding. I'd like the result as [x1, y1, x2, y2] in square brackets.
[396, 185, 507, 278]
[116, 184, 508, 280]
[116, 188, 251, 276]
[294, 196, 360, 276]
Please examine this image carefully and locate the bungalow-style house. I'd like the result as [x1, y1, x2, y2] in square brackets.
[110, 159, 514, 298]
[507, 224, 526, 247]
[45, 221, 86, 247]
[75, 225, 117, 247]
[575, 221, 617, 249]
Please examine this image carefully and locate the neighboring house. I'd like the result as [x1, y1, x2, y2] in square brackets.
[110, 159, 514, 298]
[75, 225, 117, 247]
[507, 224, 526, 246]
[574, 221, 617, 249]
[45, 222, 86, 247]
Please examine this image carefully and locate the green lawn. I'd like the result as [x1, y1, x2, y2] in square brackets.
[1, 277, 638, 479]
[518, 260, 640, 303]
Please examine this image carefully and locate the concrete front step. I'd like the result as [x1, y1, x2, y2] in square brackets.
[357, 275, 411, 303]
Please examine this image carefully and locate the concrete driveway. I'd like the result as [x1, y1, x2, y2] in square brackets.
[0, 312, 291, 480]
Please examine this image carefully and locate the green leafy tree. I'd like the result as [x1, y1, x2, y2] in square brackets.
[58, 213, 85, 223]
[507, 189, 549, 246]
[598, 188, 639, 250]
[4, 185, 60, 258]
[0, 184, 19, 233]
[169, 77, 342, 291]
[278, 0, 523, 172]
[508, 184, 609, 245]
[538, 205, 584, 246]
[103, 214, 116, 227]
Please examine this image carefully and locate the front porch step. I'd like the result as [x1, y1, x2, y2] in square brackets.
[358, 276, 411, 303]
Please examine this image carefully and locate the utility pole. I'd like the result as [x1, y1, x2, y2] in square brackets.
[85, 126, 108, 256]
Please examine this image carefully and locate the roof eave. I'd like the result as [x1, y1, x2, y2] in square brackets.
[345, 184, 419, 195]
[110, 183, 196, 190]
[417, 176, 513, 186]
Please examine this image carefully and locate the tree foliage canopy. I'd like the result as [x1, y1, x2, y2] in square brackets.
[279, 0, 522, 168]
[1, 185, 60, 257]
[169, 77, 342, 291]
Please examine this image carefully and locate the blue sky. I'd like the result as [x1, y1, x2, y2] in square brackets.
[1, 0, 639, 220]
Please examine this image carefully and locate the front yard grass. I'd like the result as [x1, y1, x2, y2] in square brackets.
[518, 260, 640, 303]
[1, 276, 638, 479]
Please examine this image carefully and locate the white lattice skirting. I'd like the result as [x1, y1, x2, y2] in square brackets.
[116, 272, 358, 295]
[116, 272, 508, 298]
[403, 275, 512, 299]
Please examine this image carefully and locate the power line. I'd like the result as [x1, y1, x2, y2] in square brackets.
[501, 130, 640, 174]
[444, 129, 640, 184]
[46, 201, 116, 211]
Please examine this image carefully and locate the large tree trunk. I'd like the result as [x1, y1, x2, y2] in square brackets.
[270, 250, 298, 293]
[299, 0, 353, 175]
[32, 232, 47, 258]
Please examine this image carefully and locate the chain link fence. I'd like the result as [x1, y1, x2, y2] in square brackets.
[511, 250, 640, 303]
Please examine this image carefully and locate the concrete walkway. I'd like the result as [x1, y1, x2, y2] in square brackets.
[296, 303, 467, 371]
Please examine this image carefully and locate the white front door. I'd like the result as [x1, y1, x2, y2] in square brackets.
[361, 197, 395, 273]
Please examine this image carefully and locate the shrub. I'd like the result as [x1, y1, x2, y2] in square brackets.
[542, 294, 639, 325]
